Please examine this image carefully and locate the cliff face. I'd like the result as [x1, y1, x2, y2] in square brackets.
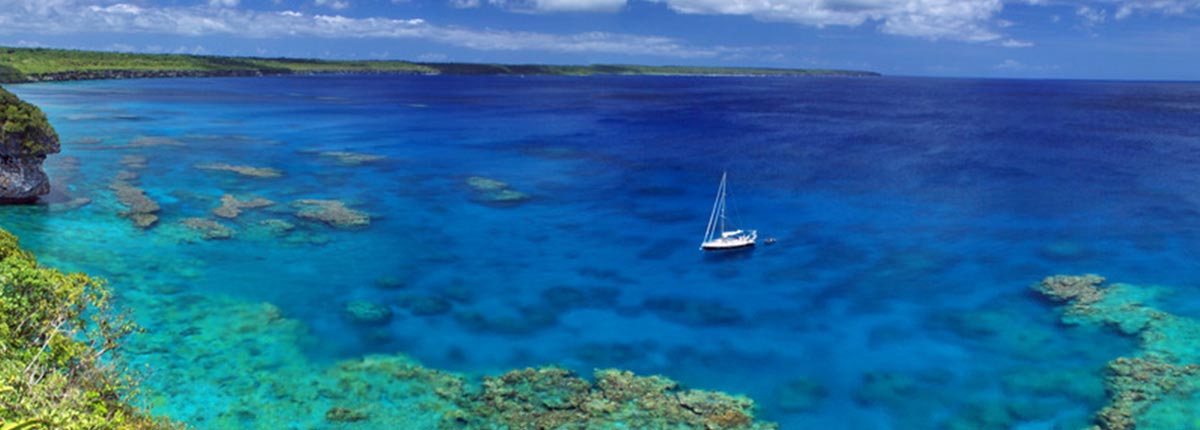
[0, 86, 59, 203]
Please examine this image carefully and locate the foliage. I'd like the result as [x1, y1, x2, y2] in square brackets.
[0, 228, 176, 430]
[0, 86, 56, 153]
[0, 47, 434, 81]
[0, 46, 879, 83]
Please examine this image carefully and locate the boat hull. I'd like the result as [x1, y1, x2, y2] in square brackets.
[701, 240, 756, 251]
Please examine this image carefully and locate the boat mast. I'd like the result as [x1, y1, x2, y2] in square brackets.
[702, 172, 727, 246]
[718, 174, 727, 234]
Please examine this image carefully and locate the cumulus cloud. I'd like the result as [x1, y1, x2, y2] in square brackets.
[999, 38, 1032, 47]
[315, 0, 350, 10]
[0, 1, 724, 58]
[650, 0, 1011, 43]
[994, 58, 1058, 72]
[995, 58, 1024, 70]
[1112, 0, 1199, 19]
[1076, 5, 1106, 26]
[640, 0, 1200, 45]
[489, 0, 626, 13]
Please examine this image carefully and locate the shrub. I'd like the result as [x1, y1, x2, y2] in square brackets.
[0, 228, 176, 430]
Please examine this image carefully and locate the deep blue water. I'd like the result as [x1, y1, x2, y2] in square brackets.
[5, 75, 1200, 429]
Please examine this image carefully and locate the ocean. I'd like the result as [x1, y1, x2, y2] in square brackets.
[4, 75, 1200, 429]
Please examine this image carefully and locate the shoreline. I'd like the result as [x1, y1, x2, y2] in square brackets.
[7, 67, 881, 84]
[13, 68, 437, 84]
[0, 46, 881, 84]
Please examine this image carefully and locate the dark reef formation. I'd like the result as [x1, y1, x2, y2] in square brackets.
[0, 86, 58, 203]
[1035, 275, 1200, 430]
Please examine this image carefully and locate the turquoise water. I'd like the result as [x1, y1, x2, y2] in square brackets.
[4, 75, 1200, 429]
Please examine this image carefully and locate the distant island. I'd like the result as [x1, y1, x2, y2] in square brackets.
[0, 47, 880, 83]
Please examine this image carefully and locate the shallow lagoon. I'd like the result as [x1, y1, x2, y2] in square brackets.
[5, 75, 1200, 429]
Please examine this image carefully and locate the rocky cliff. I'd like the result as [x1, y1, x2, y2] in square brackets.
[0, 86, 58, 203]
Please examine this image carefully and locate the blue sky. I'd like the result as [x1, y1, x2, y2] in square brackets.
[0, 0, 1196, 80]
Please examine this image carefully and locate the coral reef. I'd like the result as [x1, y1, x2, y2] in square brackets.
[47, 197, 91, 213]
[318, 151, 387, 166]
[854, 371, 917, 407]
[397, 295, 453, 316]
[642, 297, 744, 326]
[120, 155, 148, 169]
[1096, 357, 1200, 430]
[1034, 275, 1200, 430]
[212, 194, 274, 219]
[325, 407, 368, 423]
[293, 199, 370, 228]
[465, 176, 530, 205]
[194, 162, 283, 178]
[0, 86, 59, 203]
[775, 377, 826, 413]
[1036, 274, 1107, 310]
[129, 136, 184, 147]
[121, 286, 776, 430]
[257, 219, 295, 234]
[454, 306, 559, 335]
[374, 276, 407, 290]
[343, 300, 394, 326]
[445, 367, 776, 430]
[180, 218, 235, 240]
[110, 172, 160, 228]
[540, 286, 619, 310]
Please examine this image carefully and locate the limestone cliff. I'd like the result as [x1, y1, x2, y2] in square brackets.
[0, 86, 58, 203]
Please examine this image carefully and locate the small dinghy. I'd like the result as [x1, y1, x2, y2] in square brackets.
[700, 172, 757, 251]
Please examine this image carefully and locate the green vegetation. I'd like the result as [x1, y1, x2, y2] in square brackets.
[0, 47, 435, 81]
[0, 228, 174, 430]
[0, 46, 879, 83]
[0, 86, 56, 153]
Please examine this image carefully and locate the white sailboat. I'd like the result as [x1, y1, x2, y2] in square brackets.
[700, 172, 757, 251]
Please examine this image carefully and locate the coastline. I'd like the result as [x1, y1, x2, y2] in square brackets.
[0, 46, 881, 84]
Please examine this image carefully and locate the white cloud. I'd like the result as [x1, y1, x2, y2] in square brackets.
[171, 45, 209, 55]
[208, 0, 239, 8]
[999, 38, 1032, 47]
[0, 0, 725, 58]
[653, 0, 1007, 43]
[449, 0, 481, 8]
[315, 0, 350, 10]
[417, 52, 448, 61]
[489, 0, 626, 13]
[994, 59, 1024, 70]
[994, 58, 1058, 72]
[1076, 5, 1106, 26]
[1111, 0, 1200, 19]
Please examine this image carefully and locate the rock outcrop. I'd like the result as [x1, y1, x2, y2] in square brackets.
[0, 86, 59, 203]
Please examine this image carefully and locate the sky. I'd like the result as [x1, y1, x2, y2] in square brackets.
[0, 0, 1197, 80]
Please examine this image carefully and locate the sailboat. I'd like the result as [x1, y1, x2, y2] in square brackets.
[700, 172, 757, 251]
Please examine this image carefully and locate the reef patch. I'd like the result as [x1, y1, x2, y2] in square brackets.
[195, 162, 284, 178]
[1034, 274, 1200, 430]
[213, 194, 274, 219]
[293, 199, 370, 228]
[465, 176, 530, 206]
